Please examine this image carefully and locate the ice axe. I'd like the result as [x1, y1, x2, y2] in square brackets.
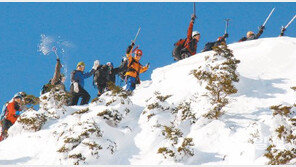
[224, 18, 230, 34]
[260, 8, 275, 30]
[280, 14, 296, 36]
[193, 2, 196, 16]
[132, 27, 141, 44]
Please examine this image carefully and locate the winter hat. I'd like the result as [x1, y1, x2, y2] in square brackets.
[14, 92, 26, 98]
[77, 61, 85, 67]
[13, 95, 23, 100]
[192, 31, 200, 37]
[106, 62, 113, 67]
[247, 31, 255, 38]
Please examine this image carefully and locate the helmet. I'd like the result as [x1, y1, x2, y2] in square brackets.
[13, 94, 23, 100]
[106, 62, 113, 67]
[135, 49, 143, 56]
[14, 92, 26, 99]
[217, 37, 225, 42]
[246, 31, 255, 38]
[192, 31, 200, 37]
[77, 61, 85, 67]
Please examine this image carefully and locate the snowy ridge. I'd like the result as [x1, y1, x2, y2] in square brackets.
[1, 37, 296, 165]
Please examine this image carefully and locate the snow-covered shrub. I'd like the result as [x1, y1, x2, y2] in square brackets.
[141, 92, 195, 162]
[72, 108, 89, 115]
[107, 82, 131, 99]
[23, 94, 40, 106]
[39, 86, 70, 119]
[17, 109, 47, 132]
[54, 117, 120, 165]
[172, 102, 197, 124]
[264, 102, 296, 165]
[192, 43, 240, 119]
[97, 109, 123, 126]
[162, 125, 183, 145]
[158, 124, 194, 161]
[40, 85, 71, 111]
[55, 119, 103, 164]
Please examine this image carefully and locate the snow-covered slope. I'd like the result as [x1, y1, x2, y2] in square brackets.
[1, 37, 296, 165]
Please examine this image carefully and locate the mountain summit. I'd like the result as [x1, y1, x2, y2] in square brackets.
[1, 37, 296, 165]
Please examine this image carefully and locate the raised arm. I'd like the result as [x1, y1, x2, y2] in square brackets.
[186, 15, 196, 41]
[126, 43, 135, 63]
[51, 58, 62, 85]
[255, 26, 264, 39]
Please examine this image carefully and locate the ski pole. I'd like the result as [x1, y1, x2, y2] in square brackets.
[132, 27, 141, 44]
[52, 46, 59, 59]
[224, 18, 230, 34]
[261, 8, 275, 28]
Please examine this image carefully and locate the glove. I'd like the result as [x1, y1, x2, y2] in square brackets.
[146, 63, 150, 68]
[224, 33, 229, 38]
[93, 60, 100, 70]
[191, 14, 196, 21]
[73, 82, 79, 93]
[131, 42, 135, 46]
[15, 111, 23, 116]
[259, 25, 265, 33]
[122, 57, 127, 62]
[281, 27, 286, 33]
[57, 58, 60, 62]
[126, 44, 134, 54]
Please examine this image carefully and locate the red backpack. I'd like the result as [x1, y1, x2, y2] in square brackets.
[172, 39, 186, 61]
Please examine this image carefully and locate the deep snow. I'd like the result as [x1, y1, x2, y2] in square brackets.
[0, 37, 296, 165]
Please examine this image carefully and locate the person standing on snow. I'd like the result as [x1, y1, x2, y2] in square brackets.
[93, 61, 109, 97]
[106, 62, 121, 84]
[41, 58, 66, 94]
[172, 14, 200, 61]
[0, 95, 24, 141]
[181, 14, 200, 59]
[125, 42, 149, 92]
[239, 26, 264, 42]
[69, 61, 98, 105]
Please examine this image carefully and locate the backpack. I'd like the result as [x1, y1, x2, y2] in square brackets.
[93, 65, 109, 86]
[172, 39, 186, 61]
[0, 103, 8, 121]
[118, 59, 128, 81]
[202, 41, 216, 52]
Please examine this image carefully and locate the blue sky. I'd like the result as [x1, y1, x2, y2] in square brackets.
[0, 2, 296, 105]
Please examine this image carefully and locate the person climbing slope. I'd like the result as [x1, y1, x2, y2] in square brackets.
[172, 14, 200, 61]
[0, 95, 24, 141]
[125, 42, 149, 92]
[69, 61, 98, 105]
